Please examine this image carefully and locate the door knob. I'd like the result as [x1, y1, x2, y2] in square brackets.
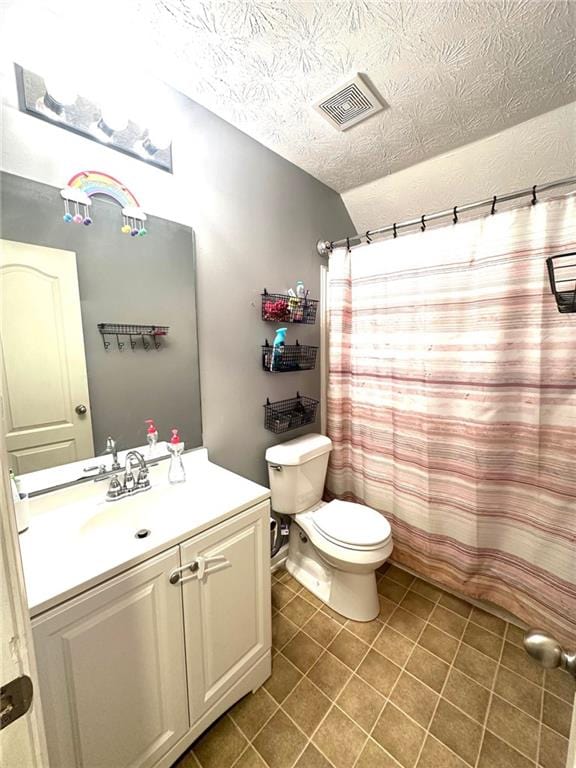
[0, 676, 33, 729]
[75, 404, 87, 415]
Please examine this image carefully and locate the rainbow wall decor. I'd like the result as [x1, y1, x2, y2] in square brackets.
[59, 171, 148, 236]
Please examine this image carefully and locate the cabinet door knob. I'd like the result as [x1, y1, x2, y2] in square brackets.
[75, 404, 88, 415]
[169, 571, 181, 585]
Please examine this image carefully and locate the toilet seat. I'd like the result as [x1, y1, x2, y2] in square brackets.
[311, 500, 391, 551]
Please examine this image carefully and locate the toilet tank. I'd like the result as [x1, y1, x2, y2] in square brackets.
[265, 434, 332, 514]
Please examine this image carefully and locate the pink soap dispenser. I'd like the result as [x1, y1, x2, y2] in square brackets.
[167, 428, 185, 484]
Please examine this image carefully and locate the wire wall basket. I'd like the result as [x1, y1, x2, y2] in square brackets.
[262, 340, 318, 373]
[547, 252, 576, 313]
[264, 393, 319, 433]
[261, 290, 318, 325]
[98, 323, 170, 350]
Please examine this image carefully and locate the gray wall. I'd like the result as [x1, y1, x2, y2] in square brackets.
[184, 94, 355, 485]
[0, 172, 202, 453]
[1, 83, 354, 486]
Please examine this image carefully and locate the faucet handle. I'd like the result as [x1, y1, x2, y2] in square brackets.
[83, 464, 107, 475]
[136, 466, 150, 490]
[106, 474, 123, 501]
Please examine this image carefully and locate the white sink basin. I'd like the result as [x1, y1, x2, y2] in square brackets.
[79, 499, 158, 539]
[79, 494, 159, 540]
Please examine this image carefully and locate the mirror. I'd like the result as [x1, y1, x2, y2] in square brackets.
[0, 172, 202, 492]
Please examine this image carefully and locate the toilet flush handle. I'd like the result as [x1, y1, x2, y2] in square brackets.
[270, 465, 283, 471]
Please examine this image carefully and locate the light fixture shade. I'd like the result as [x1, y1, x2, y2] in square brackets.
[44, 74, 77, 106]
[146, 125, 172, 150]
[100, 104, 128, 133]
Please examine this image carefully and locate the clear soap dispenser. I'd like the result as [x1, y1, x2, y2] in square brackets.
[145, 419, 158, 458]
[167, 428, 186, 484]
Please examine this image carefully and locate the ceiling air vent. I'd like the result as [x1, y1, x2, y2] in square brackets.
[313, 74, 383, 131]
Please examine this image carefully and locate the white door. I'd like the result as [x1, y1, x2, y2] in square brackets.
[180, 501, 271, 723]
[0, 399, 48, 768]
[0, 239, 94, 473]
[32, 547, 189, 768]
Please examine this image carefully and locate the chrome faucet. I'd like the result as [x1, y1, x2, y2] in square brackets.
[106, 450, 151, 502]
[105, 436, 121, 471]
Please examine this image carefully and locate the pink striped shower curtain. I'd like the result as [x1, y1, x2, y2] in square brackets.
[326, 195, 576, 644]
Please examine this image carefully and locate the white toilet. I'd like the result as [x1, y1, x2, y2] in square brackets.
[266, 433, 393, 621]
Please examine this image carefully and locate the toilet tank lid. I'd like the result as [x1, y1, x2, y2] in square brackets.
[266, 434, 332, 466]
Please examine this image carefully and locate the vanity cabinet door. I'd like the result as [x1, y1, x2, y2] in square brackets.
[180, 501, 271, 723]
[32, 547, 188, 768]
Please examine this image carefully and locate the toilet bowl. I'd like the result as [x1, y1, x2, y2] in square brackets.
[266, 434, 393, 621]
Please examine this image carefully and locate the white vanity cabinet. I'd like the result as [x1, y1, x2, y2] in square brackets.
[180, 500, 271, 723]
[31, 499, 272, 768]
[32, 546, 189, 768]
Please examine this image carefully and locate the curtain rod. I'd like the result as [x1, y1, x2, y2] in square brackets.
[316, 175, 576, 256]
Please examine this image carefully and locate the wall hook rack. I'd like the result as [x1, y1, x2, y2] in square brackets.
[98, 323, 170, 351]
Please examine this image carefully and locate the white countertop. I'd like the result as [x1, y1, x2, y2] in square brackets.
[18, 449, 270, 617]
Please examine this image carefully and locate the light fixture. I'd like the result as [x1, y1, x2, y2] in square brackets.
[146, 124, 172, 150]
[40, 73, 78, 116]
[92, 114, 128, 139]
[132, 86, 173, 157]
[16, 64, 173, 172]
[92, 103, 129, 141]
[138, 124, 172, 157]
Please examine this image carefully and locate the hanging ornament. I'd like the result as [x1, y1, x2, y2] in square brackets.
[63, 198, 73, 222]
[82, 203, 92, 225]
[59, 171, 148, 238]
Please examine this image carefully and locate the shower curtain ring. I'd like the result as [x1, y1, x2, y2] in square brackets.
[421, 215, 426, 232]
[453, 206, 458, 224]
[532, 185, 538, 205]
[491, 195, 497, 215]
[366, 231, 372, 244]
[393, 223, 398, 239]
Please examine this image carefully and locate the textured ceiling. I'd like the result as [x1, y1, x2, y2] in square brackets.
[136, 0, 576, 192]
[4, 1, 575, 193]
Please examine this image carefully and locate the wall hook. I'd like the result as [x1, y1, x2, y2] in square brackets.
[491, 195, 497, 215]
[393, 223, 398, 239]
[453, 206, 458, 224]
[421, 215, 426, 232]
[532, 185, 538, 205]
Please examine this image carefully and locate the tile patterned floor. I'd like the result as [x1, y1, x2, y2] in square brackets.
[174, 564, 574, 768]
